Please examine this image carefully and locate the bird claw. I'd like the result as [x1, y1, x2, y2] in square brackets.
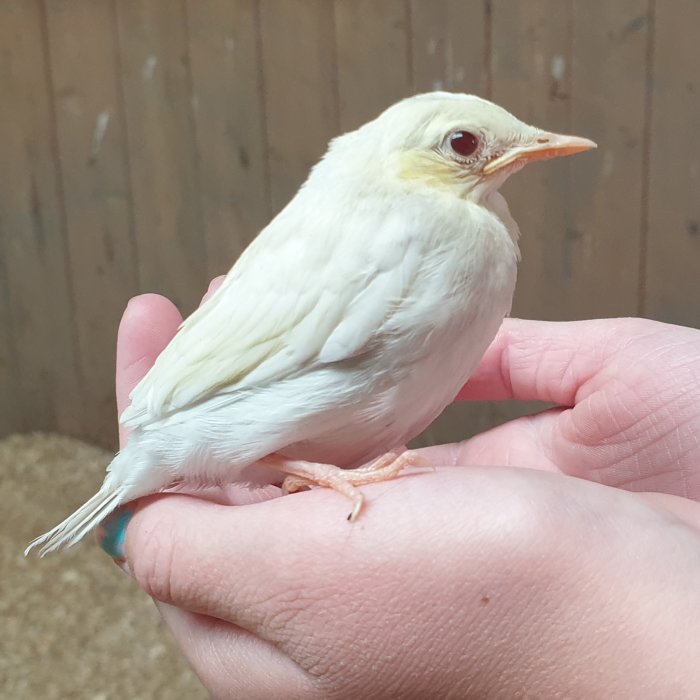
[265, 450, 428, 521]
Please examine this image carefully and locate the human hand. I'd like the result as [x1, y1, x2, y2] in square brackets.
[110, 290, 700, 698]
[442, 317, 700, 501]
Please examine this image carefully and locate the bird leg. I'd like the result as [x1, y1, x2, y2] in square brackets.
[261, 450, 429, 521]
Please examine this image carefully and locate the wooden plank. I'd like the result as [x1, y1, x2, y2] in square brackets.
[568, 0, 650, 318]
[0, 1, 22, 433]
[259, 0, 338, 213]
[0, 0, 84, 437]
[491, 0, 575, 321]
[646, 0, 700, 327]
[410, 0, 488, 96]
[116, 0, 206, 314]
[0, 233, 22, 435]
[334, 0, 412, 132]
[186, 0, 270, 278]
[45, 0, 138, 447]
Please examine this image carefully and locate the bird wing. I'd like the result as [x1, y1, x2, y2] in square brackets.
[319, 237, 421, 363]
[120, 201, 420, 428]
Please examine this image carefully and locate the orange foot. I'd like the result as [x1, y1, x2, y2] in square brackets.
[261, 451, 429, 521]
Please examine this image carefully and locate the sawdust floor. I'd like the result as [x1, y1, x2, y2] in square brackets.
[0, 433, 207, 699]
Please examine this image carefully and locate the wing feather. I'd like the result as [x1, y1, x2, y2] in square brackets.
[121, 191, 424, 428]
[319, 244, 421, 362]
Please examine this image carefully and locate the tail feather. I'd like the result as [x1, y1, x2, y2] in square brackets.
[25, 483, 124, 557]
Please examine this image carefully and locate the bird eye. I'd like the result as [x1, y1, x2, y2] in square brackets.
[448, 131, 480, 159]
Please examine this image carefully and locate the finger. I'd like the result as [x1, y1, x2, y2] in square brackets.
[122, 472, 453, 627]
[200, 275, 225, 305]
[457, 317, 653, 406]
[116, 294, 182, 447]
[155, 603, 312, 697]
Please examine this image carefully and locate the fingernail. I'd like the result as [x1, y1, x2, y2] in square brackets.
[98, 508, 133, 559]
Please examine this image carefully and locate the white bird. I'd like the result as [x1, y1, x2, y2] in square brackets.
[27, 92, 595, 556]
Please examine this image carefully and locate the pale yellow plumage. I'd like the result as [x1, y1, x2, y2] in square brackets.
[122, 206, 402, 425]
[27, 91, 595, 555]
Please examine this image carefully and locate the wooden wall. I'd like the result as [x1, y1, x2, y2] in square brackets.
[1, 0, 698, 449]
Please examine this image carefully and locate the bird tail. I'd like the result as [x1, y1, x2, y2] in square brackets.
[25, 478, 125, 557]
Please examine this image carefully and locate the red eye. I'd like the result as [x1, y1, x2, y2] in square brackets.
[449, 131, 479, 158]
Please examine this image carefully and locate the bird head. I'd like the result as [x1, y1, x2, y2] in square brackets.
[347, 92, 596, 201]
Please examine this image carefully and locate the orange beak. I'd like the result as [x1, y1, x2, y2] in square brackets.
[482, 132, 597, 175]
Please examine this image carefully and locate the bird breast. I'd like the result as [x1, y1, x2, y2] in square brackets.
[278, 194, 519, 467]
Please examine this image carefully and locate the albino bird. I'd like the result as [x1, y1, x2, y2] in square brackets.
[27, 92, 595, 556]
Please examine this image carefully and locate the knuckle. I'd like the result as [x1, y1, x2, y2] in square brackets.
[129, 517, 180, 605]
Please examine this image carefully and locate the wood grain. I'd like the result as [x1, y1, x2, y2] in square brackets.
[259, 0, 338, 213]
[116, 0, 206, 314]
[410, 0, 489, 96]
[45, 0, 137, 445]
[0, 226, 21, 435]
[187, 0, 270, 279]
[491, 0, 576, 321]
[568, 0, 650, 318]
[0, 0, 83, 435]
[335, 0, 412, 132]
[646, 0, 700, 326]
[1, 0, 699, 447]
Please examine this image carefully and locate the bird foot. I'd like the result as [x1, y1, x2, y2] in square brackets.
[262, 450, 428, 521]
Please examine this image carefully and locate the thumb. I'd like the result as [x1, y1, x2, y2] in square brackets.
[458, 317, 651, 405]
